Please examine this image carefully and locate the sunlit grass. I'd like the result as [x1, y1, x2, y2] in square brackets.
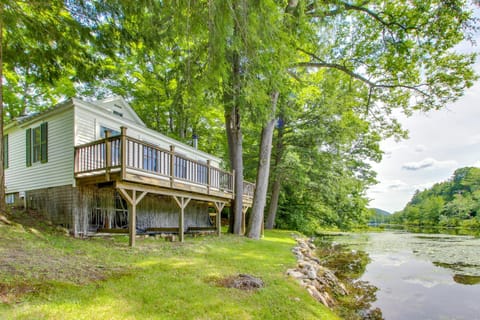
[0, 217, 338, 320]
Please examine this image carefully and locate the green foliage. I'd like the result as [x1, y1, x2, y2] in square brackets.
[1, 0, 108, 120]
[390, 167, 480, 227]
[272, 71, 381, 233]
[2, 1, 478, 234]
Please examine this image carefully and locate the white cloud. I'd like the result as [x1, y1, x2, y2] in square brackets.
[472, 160, 480, 168]
[369, 180, 411, 194]
[387, 180, 409, 190]
[412, 181, 438, 191]
[414, 144, 426, 152]
[402, 158, 457, 171]
[466, 134, 480, 146]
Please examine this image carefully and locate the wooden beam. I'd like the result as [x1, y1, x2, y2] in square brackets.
[172, 196, 191, 242]
[214, 201, 226, 237]
[115, 180, 230, 204]
[136, 191, 148, 205]
[118, 188, 133, 205]
[129, 190, 137, 247]
[117, 187, 148, 247]
[241, 206, 249, 235]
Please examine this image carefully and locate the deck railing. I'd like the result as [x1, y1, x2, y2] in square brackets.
[243, 181, 255, 200]
[74, 130, 255, 200]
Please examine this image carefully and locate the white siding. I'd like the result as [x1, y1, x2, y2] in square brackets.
[4, 96, 223, 195]
[74, 103, 221, 167]
[5, 108, 75, 193]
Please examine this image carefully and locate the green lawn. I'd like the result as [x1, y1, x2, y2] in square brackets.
[0, 212, 338, 319]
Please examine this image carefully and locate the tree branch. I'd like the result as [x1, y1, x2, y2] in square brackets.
[295, 48, 430, 97]
[306, 1, 414, 32]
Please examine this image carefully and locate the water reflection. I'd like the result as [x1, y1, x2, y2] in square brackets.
[323, 231, 480, 320]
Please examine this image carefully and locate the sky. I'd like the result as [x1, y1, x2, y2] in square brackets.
[366, 6, 480, 213]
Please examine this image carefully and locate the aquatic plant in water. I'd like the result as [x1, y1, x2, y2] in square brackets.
[315, 237, 383, 320]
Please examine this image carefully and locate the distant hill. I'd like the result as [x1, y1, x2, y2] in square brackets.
[372, 208, 390, 216]
[389, 167, 480, 228]
[368, 208, 391, 225]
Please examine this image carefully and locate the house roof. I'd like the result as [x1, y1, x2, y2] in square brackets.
[95, 96, 146, 127]
[5, 99, 73, 130]
[5, 96, 222, 162]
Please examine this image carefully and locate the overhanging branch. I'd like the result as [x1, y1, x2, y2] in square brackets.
[294, 49, 430, 97]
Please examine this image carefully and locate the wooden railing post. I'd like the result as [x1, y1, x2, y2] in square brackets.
[206, 160, 211, 194]
[104, 130, 111, 181]
[170, 145, 175, 187]
[121, 127, 127, 180]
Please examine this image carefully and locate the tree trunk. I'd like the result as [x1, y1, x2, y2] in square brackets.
[0, 4, 5, 213]
[225, 47, 244, 235]
[247, 91, 279, 239]
[265, 115, 285, 229]
[225, 105, 244, 235]
[266, 178, 281, 229]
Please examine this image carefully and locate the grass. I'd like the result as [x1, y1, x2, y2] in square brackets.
[0, 210, 339, 319]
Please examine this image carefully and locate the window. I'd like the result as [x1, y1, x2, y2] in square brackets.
[100, 126, 120, 138]
[32, 126, 41, 163]
[5, 194, 15, 205]
[113, 111, 123, 117]
[26, 122, 48, 167]
[3, 134, 8, 169]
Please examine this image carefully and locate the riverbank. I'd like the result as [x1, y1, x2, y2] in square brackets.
[0, 210, 338, 319]
[287, 234, 383, 320]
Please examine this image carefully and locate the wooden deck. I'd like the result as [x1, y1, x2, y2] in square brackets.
[73, 127, 255, 246]
[74, 128, 255, 204]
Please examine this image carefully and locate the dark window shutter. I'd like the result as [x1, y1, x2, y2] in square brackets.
[40, 122, 48, 163]
[26, 128, 32, 167]
[3, 134, 8, 169]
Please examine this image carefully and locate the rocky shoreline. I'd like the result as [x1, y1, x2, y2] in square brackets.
[286, 234, 348, 308]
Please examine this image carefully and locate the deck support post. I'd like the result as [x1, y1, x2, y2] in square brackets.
[118, 188, 147, 247]
[241, 206, 249, 235]
[172, 196, 191, 242]
[213, 201, 226, 237]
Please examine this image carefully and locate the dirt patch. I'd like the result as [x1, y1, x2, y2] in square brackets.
[0, 283, 37, 304]
[217, 274, 264, 290]
[0, 210, 128, 304]
[0, 244, 108, 284]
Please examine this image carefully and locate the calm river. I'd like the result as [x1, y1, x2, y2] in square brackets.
[330, 231, 480, 320]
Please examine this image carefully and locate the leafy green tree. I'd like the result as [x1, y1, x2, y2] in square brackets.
[398, 167, 480, 228]
[254, 0, 476, 236]
[0, 0, 105, 212]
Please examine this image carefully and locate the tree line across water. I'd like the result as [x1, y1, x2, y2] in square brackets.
[383, 167, 480, 229]
[0, 1, 478, 236]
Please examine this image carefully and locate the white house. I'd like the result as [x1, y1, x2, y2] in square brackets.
[4, 97, 254, 245]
